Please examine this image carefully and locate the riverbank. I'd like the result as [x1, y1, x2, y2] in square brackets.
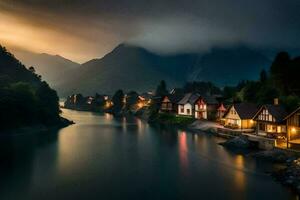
[184, 119, 300, 195]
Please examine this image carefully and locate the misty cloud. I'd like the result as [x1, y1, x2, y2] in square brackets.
[0, 0, 299, 61]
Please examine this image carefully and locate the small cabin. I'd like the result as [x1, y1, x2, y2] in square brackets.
[160, 94, 183, 113]
[222, 103, 258, 130]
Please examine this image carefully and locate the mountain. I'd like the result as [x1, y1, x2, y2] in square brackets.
[57, 44, 270, 96]
[12, 44, 271, 96]
[13, 49, 80, 87]
[188, 46, 271, 85]
[57, 44, 187, 96]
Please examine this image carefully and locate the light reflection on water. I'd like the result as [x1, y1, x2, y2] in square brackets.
[178, 131, 188, 175]
[0, 108, 297, 200]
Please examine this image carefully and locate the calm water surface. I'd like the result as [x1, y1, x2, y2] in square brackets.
[0, 109, 298, 200]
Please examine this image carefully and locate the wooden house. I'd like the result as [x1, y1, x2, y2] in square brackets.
[222, 103, 258, 129]
[253, 104, 288, 141]
[160, 94, 183, 113]
[284, 107, 300, 148]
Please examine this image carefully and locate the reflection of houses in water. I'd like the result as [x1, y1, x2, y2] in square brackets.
[178, 131, 188, 174]
[234, 155, 246, 192]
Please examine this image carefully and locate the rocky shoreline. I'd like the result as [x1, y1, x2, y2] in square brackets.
[220, 135, 300, 195]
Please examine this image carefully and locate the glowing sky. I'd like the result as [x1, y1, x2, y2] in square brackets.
[0, 0, 299, 62]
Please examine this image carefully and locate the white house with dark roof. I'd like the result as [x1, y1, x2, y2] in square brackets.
[177, 93, 219, 119]
[177, 93, 199, 116]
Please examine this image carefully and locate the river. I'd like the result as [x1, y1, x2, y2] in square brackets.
[0, 108, 298, 200]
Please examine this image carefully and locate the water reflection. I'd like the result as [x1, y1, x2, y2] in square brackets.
[178, 131, 188, 175]
[234, 155, 246, 192]
[0, 109, 297, 200]
[0, 130, 60, 199]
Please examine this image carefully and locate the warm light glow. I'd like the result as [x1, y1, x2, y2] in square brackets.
[234, 155, 246, 191]
[137, 102, 144, 108]
[291, 127, 296, 133]
[250, 120, 254, 124]
[105, 101, 113, 108]
[277, 126, 281, 133]
[178, 131, 188, 175]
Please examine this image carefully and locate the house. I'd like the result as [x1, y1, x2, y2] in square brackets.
[194, 98, 207, 119]
[160, 94, 183, 113]
[194, 95, 219, 120]
[222, 103, 258, 129]
[177, 93, 219, 119]
[216, 103, 227, 120]
[177, 93, 200, 116]
[284, 107, 300, 148]
[253, 103, 288, 142]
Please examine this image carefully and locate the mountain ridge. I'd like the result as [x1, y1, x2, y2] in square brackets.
[12, 43, 272, 96]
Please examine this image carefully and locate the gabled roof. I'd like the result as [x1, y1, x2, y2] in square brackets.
[169, 94, 184, 104]
[163, 94, 184, 104]
[217, 103, 227, 112]
[284, 106, 300, 120]
[202, 95, 218, 105]
[253, 104, 288, 123]
[178, 93, 219, 105]
[224, 103, 259, 119]
[178, 93, 200, 105]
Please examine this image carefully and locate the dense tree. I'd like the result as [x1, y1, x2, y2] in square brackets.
[231, 51, 299, 109]
[183, 81, 221, 95]
[125, 91, 139, 109]
[260, 69, 268, 83]
[28, 66, 36, 74]
[155, 80, 168, 97]
[112, 89, 124, 113]
[0, 45, 63, 129]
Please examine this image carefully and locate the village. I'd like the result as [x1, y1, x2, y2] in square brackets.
[64, 89, 300, 152]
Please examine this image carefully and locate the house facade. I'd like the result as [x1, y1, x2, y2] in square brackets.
[160, 94, 183, 114]
[253, 104, 288, 145]
[177, 93, 219, 119]
[160, 96, 174, 113]
[194, 98, 207, 119]
[222, 103, 258, 129]
[177, 93, 199, 117]
[285, 107, 300, 148]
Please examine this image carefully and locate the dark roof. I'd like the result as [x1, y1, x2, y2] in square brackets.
[202, 95, 218, 105]
[178, 93, 219, 105]
[225, 103, 259, 119]
[253, 104, 288, 122]
[284, 106, 300, 120]
[178, 93, 200, 105]
[168, 94, 184, 104]
[266, 105, 288, 122]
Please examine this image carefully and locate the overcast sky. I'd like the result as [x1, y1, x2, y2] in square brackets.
[0, 0, 299, 62]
